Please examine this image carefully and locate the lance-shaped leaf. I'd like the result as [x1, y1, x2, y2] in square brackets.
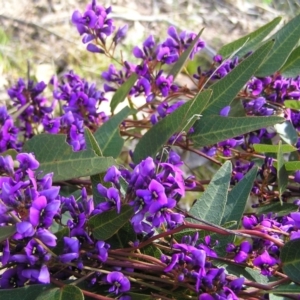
[191, 115, 284, 148]
[285, 161, 300, 171]
[222, 166, 258, 226]
[253, 143, 297, 153]
[133, 89, 212, 163]
[88, 205, 134, 241]
[0, 225, 16, 242]
[110, 73, 137, 113]
[203, 40, 273, 116]
[218, 17, 281, 58]
[168, 28, 204, 79]
[284, 99, 300, 111]
[280, 46, 300, 78]
[266, 284, 300, 295]
[36, 285, 84, 300]
[94, 106, 133, 158]
[188, 161, 232, 225]
[257, 202, 298, 217]
[22, 134, 115, 182]
[277, 141, 288, 204]
[84, 127, 102, 156]
[0, 285, 54, 300]
[255, 14, 300, 77]
[281, 238, 300, 282]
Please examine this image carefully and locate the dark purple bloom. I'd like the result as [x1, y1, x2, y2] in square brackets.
[30, 196, 60, 228]
[16, 153, 39, 171]
[253, 250, 278, 276]
[106, 271, 130, 294]
[96, 241, 110, 262]
[0, 266, 27, 288]
[155, 75, 174, 97]
[113, 24, 128, 44]
[220, 106, 230, 117]
[35, 228, 57, 247]
[22, 265, 50, 284]
[14, 222, 35, 239]
[156, 46, 179, 64]
[104, 166, 121, 186]
[242, 215, 258, 229]
[59, 237, 80, 263]
[294, 170, 300, 184]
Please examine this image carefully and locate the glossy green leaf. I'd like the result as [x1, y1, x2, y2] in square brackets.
[0, 225, 16, 242]
[267, 284, 300, 294]
[218, 17, 281, 58]
[285, 161, 300, 171]
[22, 134, 115, 182]
[274, 121, 298, 145]
[188, 161, 232, 225]
[0, 285, 54, 300]
[277, 141, 288, 204]
[191, 115, 284, 148]
[94, 106, 132, 158]
[88, 205, 134, 240]
[253, 143, 297, 153]
[281, 238, 300, 282]
[106, 222, 136, 249]
[36, 285, 84, 300]
[110, 73, 137, 113]
[133, 89, 212, 163]
[203, 40, 273, 116]
[168, 28, 204, 79]
[280, 46, 300, 78]
[257, 202, 298, 217]
[284, 99, 300, 110]
[255, 14, 300, 77]
[222, 166, 257, 226]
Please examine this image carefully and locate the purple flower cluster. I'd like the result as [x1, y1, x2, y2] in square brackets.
[162, 232, 244, 299]
[0, 153, 60, 286]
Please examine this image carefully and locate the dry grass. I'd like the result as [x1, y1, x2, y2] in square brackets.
[0, 0, 299, 102]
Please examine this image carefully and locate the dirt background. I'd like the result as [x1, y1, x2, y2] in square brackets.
[0, 0, 299, 101]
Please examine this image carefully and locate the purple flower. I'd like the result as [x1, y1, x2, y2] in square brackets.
[16, 153, 39, 171]
[136, 179, 168, 207]
[14, 222, 35, 239]
[35, 228, 57, 247]
[253, 250, 278, 276]
[294, 170, 300, 184]
[96, 241, 110, 262]
[29, 196, 60, 228]
[104, 166, 121, 186]
[113, 24, 128, 44]
[59, 237, 80, 263]
[155, 75, 174, 97]
[156, 46, 179, 64]
[106, 271, 130, 294]
[22, 265, 50, 284]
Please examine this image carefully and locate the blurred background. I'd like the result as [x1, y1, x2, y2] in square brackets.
[0, 0, 299, 98]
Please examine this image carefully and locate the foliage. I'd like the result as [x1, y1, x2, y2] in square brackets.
[0, 2, 300, 299]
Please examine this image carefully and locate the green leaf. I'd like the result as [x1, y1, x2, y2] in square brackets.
[168, 28, 205, 79]
[110, 73, 137, 113]
[141, 244, 163, 259]
[0, 285, 53, 300]
[0, 149, 18, 160]
[285, 161, 300, 171]
[36, 285, 84, 300]
[127, 292, 153, 300]
[277, 141, 289, 204]
[84, 127, 102, 156]
[0, 225, 16, 242]
[257, 202, 298, 217]
[253, 143, 297, 153]
[133, 89, 212, 163]
[191, 115, 284, 148]
[188, 161, 232, 225]
[281, 238, 300, 282]
[218, 17, 281, 58]
[222, 167, 258, 226]
[274, 121, 298, 145]
[280, 46, 300, 78]
[106, 222, 136, 249]
[203, 40, 274, 116]
[94, 106, 132, 158]
[88, 205, 134, 240]
[267, 283, 300, 294]
[255, 14, 300, 77]
[284, 99, 300, 110]
[22, 134, 115, 182]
